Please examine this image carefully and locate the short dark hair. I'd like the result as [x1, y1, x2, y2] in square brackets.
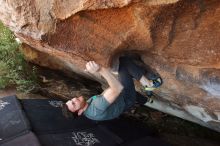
[61, 103, 78, 119]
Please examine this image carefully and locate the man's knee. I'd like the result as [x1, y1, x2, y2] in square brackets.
[119, 56, 131, 64]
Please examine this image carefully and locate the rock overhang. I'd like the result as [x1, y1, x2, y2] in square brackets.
[0, 0, 220, 132]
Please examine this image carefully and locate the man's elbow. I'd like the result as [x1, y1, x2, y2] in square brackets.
[114, 84, 124, 96]
[118, 84, 124, 93]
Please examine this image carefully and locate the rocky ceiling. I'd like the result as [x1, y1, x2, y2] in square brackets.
[0, 0, 220, 132]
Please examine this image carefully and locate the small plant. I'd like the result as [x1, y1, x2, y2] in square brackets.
[0, 22, 38, 93]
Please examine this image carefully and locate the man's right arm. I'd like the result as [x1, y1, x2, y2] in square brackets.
[86, 61, 123, 104]
[98, 67, 123, 104]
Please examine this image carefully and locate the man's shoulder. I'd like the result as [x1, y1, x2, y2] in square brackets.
[86, 95, 110, 111]
[83, 95, 110, 121]
[84, 95, 125, 121]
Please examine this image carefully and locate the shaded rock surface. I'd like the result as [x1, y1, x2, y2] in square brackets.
[0, 0, 220, 132]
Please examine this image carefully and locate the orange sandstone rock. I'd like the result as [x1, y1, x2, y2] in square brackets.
[0, 0, 220, 132]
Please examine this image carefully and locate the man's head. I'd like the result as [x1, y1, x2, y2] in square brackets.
[66, 96, 87, 115]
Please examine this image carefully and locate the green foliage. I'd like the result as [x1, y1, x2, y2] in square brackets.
[0, 22, 38, 93]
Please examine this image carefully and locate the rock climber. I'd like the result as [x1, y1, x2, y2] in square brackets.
[66, 56, 162, 121]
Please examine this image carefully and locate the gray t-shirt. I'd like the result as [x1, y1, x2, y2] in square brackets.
[83, 95, 125, 121]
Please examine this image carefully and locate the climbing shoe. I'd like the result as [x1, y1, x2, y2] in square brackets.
[142, 77, 162, 104]
[146, 91, 153, 103]
[144, 77, 163, 92]
[138, 90, 154, 104]
[152, 77, 163, 88]
[146, 92, 153, 103]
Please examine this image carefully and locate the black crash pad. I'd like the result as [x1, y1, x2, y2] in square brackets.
[0, 96, 170, 146]
[38, 126, 122, 146]
[21, 99, 123, 146]
[1, 132, 41, 146]
[20, 98, 170, 146]
[0, 96, 30, 144]
[98, 117, 156, 142]
[122, 136, 170, 146]
[21, 99, 97, 134]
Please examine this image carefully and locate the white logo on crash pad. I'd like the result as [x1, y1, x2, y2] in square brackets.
[48, 100, 63, 108]
[72, 131, 100, 146]
[0, 100, 10, 110]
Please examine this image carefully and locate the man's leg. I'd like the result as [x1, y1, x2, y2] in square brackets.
[119, 56, 154, 87]
[118, 56, 156, 109]
[119, 56, 145, 80]
[118, 58, 137, 110]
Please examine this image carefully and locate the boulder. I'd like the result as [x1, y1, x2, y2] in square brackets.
[0, 0, 220, 132]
